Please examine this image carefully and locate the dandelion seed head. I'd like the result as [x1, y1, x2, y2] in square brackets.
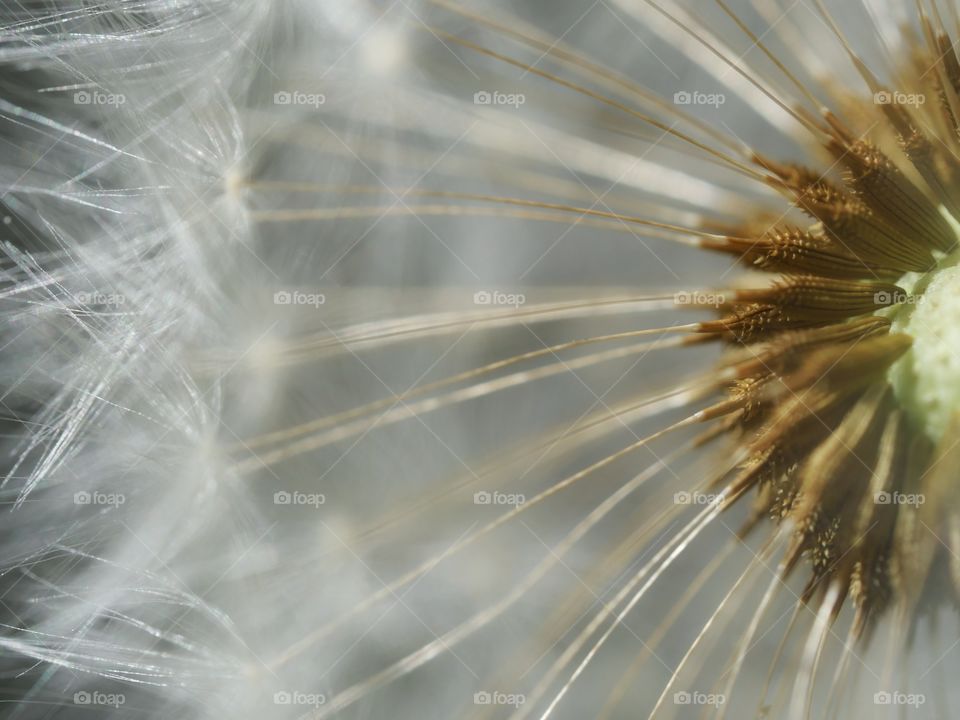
[8, 0, 960, 718]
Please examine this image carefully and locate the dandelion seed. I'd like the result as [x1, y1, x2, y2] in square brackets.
[4, 1, 960, 719]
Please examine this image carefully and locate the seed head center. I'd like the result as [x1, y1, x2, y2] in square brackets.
[889, 222, 960, 441]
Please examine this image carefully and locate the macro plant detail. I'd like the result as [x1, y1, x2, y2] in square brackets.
[2, 0, 960, 719]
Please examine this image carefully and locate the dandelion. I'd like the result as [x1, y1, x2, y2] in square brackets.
[3, 0, 960, 718]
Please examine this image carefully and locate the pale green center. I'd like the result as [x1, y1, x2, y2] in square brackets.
[888, 215, 960, 441]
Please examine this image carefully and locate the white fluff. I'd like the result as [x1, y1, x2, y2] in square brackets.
[1, 2, 955, 719]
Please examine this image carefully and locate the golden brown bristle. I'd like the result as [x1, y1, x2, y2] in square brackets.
[685, 23, 960, 660]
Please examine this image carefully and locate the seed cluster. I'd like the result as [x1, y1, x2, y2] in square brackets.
[696, 31, 960, 639]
